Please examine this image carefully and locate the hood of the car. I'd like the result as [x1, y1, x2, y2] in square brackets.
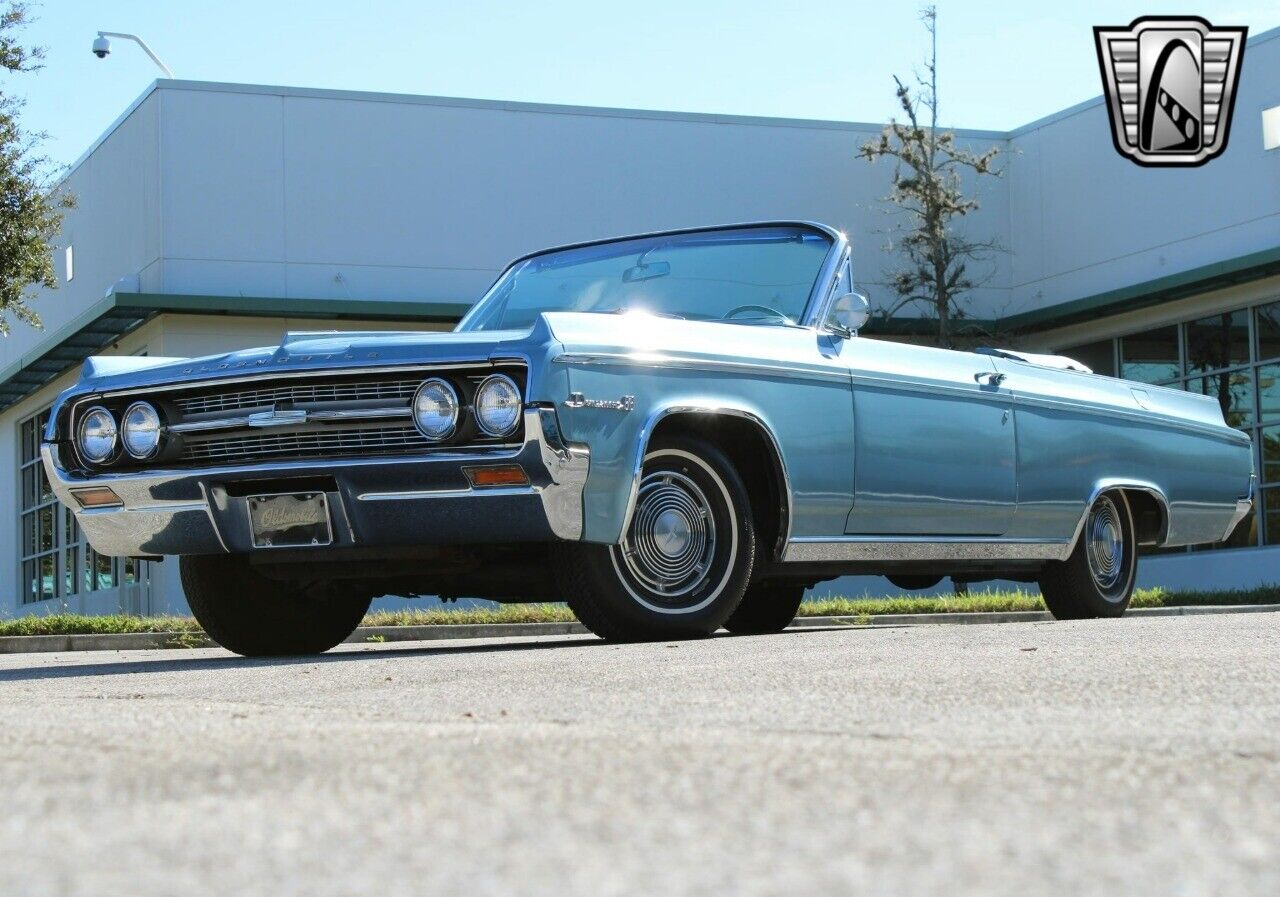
[74, 327, 536, 393]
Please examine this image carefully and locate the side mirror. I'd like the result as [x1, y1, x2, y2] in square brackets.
[827, 291, 870, 338]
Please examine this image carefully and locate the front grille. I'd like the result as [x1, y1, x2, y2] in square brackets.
[182, 423, 434, 464]
[175, 378, 422, 415]
[71, 365, 527, 471]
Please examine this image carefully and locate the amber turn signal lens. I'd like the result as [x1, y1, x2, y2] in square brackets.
[70, 486, 124, 508]
[463, 465, 530, 488]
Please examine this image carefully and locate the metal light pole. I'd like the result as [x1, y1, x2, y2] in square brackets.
[91, 31, 174, 79]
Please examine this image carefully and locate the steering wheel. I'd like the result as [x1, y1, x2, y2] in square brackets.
[722, 304, 791, 324]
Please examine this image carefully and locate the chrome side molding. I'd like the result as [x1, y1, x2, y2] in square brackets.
[781, 537, 1072, 564]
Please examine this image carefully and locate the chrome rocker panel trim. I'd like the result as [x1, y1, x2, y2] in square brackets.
[781, 537, 1072, 564]
[42, 406, 589, 557]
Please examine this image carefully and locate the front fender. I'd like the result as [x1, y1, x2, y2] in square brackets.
[552, 359, 853, 544]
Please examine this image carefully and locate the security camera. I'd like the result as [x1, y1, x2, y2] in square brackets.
[91, 35, 110, 58]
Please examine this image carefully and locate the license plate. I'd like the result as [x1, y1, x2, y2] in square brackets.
[247, 492, 333, 549]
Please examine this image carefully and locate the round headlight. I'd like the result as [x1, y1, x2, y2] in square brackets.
[412, 378, 459, 440]
[474, 374, 521, 438]
[77, 406, 118, 463]
[122, 402, 162, 459]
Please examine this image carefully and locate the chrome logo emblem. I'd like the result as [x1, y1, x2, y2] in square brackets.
[1094, 16, 1247, 167]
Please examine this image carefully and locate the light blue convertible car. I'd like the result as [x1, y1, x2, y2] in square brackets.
[42, 222, 1254, 654]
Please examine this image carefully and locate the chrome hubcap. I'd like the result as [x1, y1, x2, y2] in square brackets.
[1086, 496, 1125, 592]
[620, 470, 716, 599]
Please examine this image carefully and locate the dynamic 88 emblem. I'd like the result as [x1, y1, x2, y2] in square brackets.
[1094, 16, 1247, 166]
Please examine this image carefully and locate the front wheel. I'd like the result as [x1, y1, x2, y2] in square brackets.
[180, 554, 372, 656]
[1038, 492, 1137, 620]
[559, 437, 756, 641]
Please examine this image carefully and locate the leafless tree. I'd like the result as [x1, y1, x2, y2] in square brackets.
[857, 5, 1000, 349]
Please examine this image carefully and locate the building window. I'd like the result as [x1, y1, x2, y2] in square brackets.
[1061, 339, 1116, 377]
[64, 245, 73, 282]
[1119, 325, 1180, 384]
[1264, 105, 1280, 151]
[18, 409, 118, 604]
[1265, 487, 1280, 546]
[1066, 295, 1280, 552]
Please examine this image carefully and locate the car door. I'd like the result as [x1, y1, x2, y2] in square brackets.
[842, 339, 1017, 535]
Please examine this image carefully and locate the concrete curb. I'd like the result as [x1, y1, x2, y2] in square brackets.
[0, 603, 1276, 655]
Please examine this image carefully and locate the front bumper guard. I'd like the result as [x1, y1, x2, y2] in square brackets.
[42, 406, 589, 558]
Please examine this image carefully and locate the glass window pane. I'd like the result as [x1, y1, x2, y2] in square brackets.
[1258, 301, 1280, 363]
[21, 511, 35, 556]
[38, 465, 52, 503]
[1260, 364, 1280, 424]
[22, 560, 36, 604]
[94, 551, 114, 591]
[1262, 424, 1280, 486]
[1186, 309, 1250, 374]
[40, 555, 55, 601]
[65, 546, 78, 596]
[1062, 340, 1116, 377]
[1186, 371, 1254, 429]
[1265, 488, 1280, 545]
[38, 505, 53, 552]
[21, 465, 34, 508]
[1120, 326, 1180, 383]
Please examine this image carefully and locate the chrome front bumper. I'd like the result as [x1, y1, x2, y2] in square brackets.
[42, 406, 589, 558]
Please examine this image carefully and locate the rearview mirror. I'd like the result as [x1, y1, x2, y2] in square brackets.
[623, 260, 670, 282]
[827, 291, 870, 337]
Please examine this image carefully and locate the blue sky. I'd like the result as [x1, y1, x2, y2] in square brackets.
[10, 0, 1280, 170]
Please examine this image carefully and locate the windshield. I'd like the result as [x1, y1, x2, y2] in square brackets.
[459, 225, 833, 332]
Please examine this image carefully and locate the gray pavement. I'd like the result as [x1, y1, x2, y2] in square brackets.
[0, 613, 1277, 897]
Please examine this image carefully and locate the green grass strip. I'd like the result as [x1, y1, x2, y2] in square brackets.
[0, 585, 1276, 638]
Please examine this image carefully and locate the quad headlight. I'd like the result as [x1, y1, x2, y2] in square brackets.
[77, 406, 118, 463]
[474, 374, 521, 438]
[412, 377, 459, 440]
[121, 402, 162, 459]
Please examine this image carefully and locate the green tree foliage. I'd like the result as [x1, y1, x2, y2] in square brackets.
[0, 2, 73, 336]
[858, 6, 1000, 349]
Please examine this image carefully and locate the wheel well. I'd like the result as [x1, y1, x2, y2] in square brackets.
[649, 412, 788, 561]
[1116, 488, 1168, 546]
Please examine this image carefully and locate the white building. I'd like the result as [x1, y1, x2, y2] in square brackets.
[4, 27, 1280, 615]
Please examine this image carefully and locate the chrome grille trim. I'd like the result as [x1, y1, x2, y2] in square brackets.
[174, 378, 422, 415]
[168, 406, 413, 434]
[181, 424, 441, 464]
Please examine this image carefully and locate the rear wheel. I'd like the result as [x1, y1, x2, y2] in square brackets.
[723, 582, 805, 634]
[180, 554, 371, 656]
[1038, 492, 1137, 620]
[559, 437, 756, 641]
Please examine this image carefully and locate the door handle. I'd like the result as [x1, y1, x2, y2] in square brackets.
[975, 371, 1006, 387]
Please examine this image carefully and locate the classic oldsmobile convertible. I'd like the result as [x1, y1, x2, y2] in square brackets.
[42, 222, 1255, 655]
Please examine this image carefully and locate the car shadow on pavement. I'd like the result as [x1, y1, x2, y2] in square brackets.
[0, 635, 615, 682]
[0, 626, 868, 683]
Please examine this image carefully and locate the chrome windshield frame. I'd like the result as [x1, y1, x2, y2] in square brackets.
[455, 221, 849, 333]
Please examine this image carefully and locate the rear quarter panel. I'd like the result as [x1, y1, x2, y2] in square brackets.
[996, 360, 1253, 546]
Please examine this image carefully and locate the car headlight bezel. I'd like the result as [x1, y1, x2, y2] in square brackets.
[121, 401, 162, 460]
[474, 374, 522, 438]
[77, 406, 119, 464]
[412, 377, 460, 441]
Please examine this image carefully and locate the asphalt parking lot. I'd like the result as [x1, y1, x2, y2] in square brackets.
[0, 613, 1276, 897]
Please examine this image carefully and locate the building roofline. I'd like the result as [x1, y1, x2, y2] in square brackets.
[1008, 21, 1280, 138]
[1001, 244, 1280, 333]
[66, 19, 1280, 176]
[0, 292, 467, 414]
